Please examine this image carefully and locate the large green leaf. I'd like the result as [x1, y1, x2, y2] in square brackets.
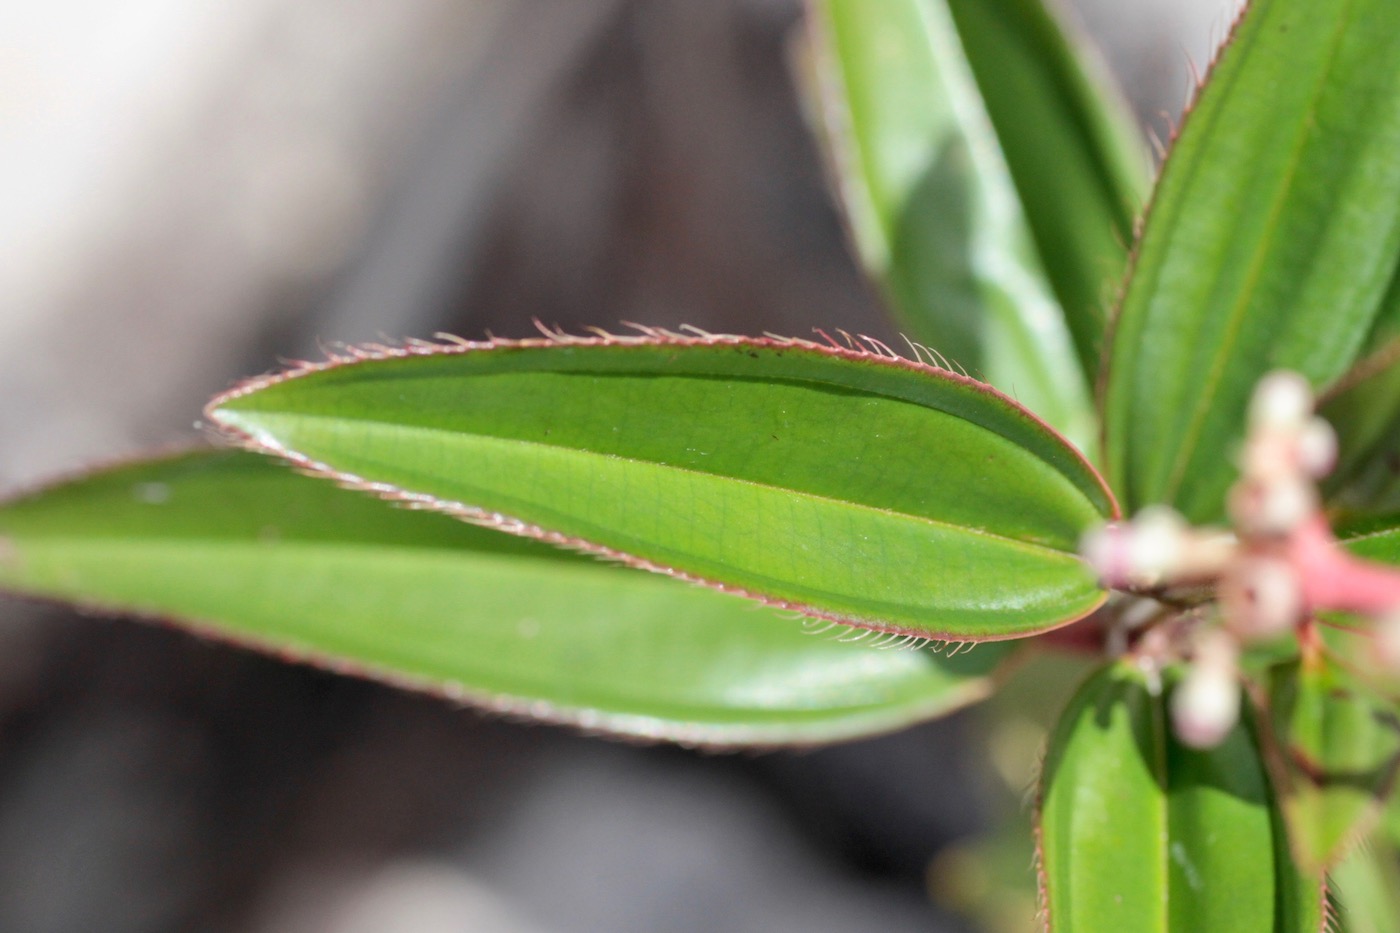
[945, 0, 1147, 377]
[1038, 661, 1323, 931]
[207, 335, 1116, 641]
[803, 0, 1093, 447]
[1264, 655, 1400, 873]
[1103, 0, 1400, 521]
[0, 448, 1014, 747]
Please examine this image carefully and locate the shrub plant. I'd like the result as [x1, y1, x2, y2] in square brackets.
[5, 0, 1400, 928]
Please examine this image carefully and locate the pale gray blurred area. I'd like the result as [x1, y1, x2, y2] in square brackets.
[0, 2, 1238, 931]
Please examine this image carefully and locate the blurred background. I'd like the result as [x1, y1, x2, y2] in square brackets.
[1, 2, 1238, 931]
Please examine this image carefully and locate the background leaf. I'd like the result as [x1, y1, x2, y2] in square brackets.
[1038, 661, 1322, 932]
[1330, 838, 1400, 933]
[0, 448, 1014, 747]
[1320, 270, 1400, 516]
[944, 0, 1147, 377]
[1103, 0, 1400, 522]
[802, 0, 1096, 446]
[1263, 655, 1400, 873]
[208, 336, 1115, 641]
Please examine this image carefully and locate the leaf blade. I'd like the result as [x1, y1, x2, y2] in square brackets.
[802, 0, 1094, 444]
[1103, 0, 1400, 521]
[944, 0, 1148, 376]
[1264, 654, 1400, 873]
[1038, 661, 1324, 932]
[0, 448, 1013, 747]
[208, 336, 1115, 640]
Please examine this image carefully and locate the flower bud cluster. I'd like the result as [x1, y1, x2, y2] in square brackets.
[1080, 371, 1400, 748]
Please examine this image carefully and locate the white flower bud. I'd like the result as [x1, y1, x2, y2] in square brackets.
[1127, 506, 1188, 584]
[1230, 476, 1316, 537]
[1219, 555, 1301, 639]
[1080, 523, 1129, 588]
[1296, 417, 1338, 479]
[1173, 661, 1241, 748]
[1375, 607, 1400, 669]
[1250, 371, 1313, 430]
[1172, 629, 1240, 749]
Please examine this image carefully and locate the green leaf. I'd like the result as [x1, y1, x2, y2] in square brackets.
[802, 0, 1093, 446]
[1330, 837, 1400, 933]
[0, 448, 1014, 747]
[1264, 654, 1400, 873]
[207, 335, 1116, 641]
[1321, 271, 1400, 515]
[1339, 514, 1400, 573]
[1038, 661, 1323, 932]
[1103, 0, 1400, 522]
[944, 0, 1148, 376]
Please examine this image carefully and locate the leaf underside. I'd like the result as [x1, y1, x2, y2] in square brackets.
[207, 334, 1115, 641]
[802, 0, 1093, 446]
[0, 448, 1017, 747]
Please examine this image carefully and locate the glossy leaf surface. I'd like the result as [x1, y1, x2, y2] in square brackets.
[1039, 661, 1322, 931]
[0, 449, 1014, 746]
[208, 336, 1115, 640]
[804, 0, 1092, 445]
[945, 0, 1147, 377]
[1103, 0, 1400, 521]
[1264, 655, 1400, 872]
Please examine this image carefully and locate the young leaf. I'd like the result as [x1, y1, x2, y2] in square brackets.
[1038, 661, 1323, 932]
[206, 334, 1117, 641]
[0, 449, 1014, 747]
[944, 0, 1148, 375]
[1263, 654, 1400, 873]
[802, 0, 1093, 445]
[1103, 0, 1400, 522]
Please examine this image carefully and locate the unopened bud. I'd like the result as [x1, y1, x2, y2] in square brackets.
[1219, 555, 1301, 639]
[1080, 523, 1131, 588]
[1172, 630, 1241, 749]
[1173, 664, 1240, 748]
[1375, 607, 1400, 669]
[1230, 476, 1316, 537]
[1080, 508, 1190, 588]
[1127, 506, 1188, 584]
[1296, 417, 1338, 479]
[1250, 371, 1313, 431]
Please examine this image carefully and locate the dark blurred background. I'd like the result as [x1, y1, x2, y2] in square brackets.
[0, 2, 1235, 930]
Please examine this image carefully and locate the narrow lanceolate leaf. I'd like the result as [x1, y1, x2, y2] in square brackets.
[1103, 0, 1400, 522]
[944, 0, 1148, 376]
[1263, 654, 1400, 873]
[0, 449, 1015, 747]
[207, 334, 1117, 641]
[1038, 662, 1323, 932]
[803, 0, 1093, 447]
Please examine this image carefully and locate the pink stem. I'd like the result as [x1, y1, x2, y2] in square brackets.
[1290, 516, 1400, 616]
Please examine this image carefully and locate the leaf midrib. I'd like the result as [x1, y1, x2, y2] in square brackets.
[1161, 3, 1356, 505]
[251, 410, 1092, 562]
